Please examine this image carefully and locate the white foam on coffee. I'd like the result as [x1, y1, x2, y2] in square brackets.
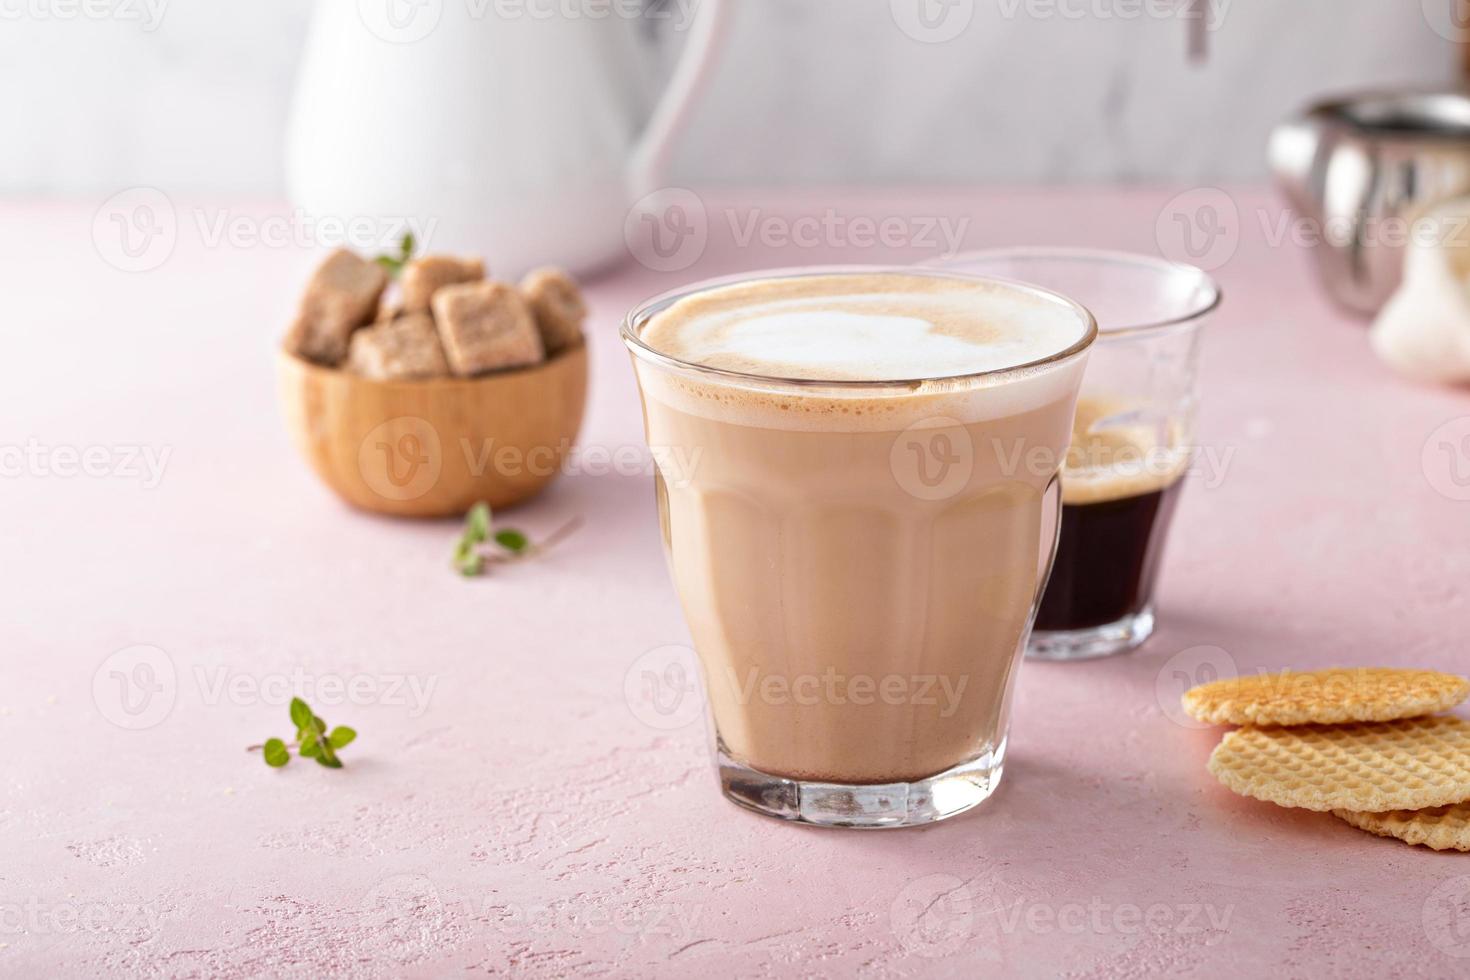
[635, 273, 1092, 431]
[642, 275, 1085, 382]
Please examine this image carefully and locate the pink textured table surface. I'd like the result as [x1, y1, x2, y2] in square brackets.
[5, 187, 1470, 978]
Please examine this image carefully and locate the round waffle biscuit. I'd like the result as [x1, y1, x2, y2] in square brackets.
[1207, 716, 1470, 812]
[1334, 804, 1470, 852]
[1183, 668, 1470, 726]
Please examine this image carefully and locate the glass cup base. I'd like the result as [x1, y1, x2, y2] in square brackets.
[1027, 606, 1155, 661]
[716, 742, 1005, 829]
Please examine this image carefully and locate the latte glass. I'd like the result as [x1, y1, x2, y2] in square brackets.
[622, 267, 1095, 828]
[929, 250, 1221, 661]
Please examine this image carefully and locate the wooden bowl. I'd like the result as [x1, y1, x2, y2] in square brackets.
[277, 342, 588, 517]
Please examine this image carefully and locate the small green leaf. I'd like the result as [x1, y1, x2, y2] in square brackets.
[314, 735, 342, 768]
[494, 529, 529, 554]
[372, 233, 415, 279]
[263, 738, 290, 768]
[299, 732, 321, 759]
[328, 726, 357, 749]
[454, 546, 484, 577]
[453, 504, 493, 576]
[465, 503, 491, 544]
[313, 715, 328, 734]
[289, 698, 314, 730]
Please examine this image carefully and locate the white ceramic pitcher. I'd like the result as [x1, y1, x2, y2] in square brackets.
[286, 0, 728, 277]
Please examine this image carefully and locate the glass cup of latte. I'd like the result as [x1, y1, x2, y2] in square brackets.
[622, 268, 1096, 827]
[929, 249, 1221, 661]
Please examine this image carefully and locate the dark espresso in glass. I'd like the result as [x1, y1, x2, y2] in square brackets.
[1035, 478, 1184, 631]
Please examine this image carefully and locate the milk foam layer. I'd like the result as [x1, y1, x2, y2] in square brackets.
[635, 272, 1093, 432]
[641, 273, 1088, 382]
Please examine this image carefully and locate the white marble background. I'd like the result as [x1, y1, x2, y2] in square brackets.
[0, 0, 1460, 194]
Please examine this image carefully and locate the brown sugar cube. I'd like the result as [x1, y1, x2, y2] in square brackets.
[374, 301, 401, 324]
[520, 267, 586, 355]
[431, 281, 545, 376]
[284, 249, 388, 366]
[346, 312, 450, 381]
[400, 255, 486, 313]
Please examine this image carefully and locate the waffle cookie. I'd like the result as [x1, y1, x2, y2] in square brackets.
[1334, 804, 1470, 852]
[1183, 668, 1470, 727]
[1207, 716, 1470, 812]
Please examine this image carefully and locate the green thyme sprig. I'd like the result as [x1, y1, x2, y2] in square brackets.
[248, 697, 356, 769]
[453, 502, 582, 577]
[373, 232, 416, 279]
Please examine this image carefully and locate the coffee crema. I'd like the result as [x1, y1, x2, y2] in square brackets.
[1061, 397, 1191, 505]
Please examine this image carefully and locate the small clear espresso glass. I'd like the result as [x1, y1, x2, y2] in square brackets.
[929, 249, 1221, 661]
